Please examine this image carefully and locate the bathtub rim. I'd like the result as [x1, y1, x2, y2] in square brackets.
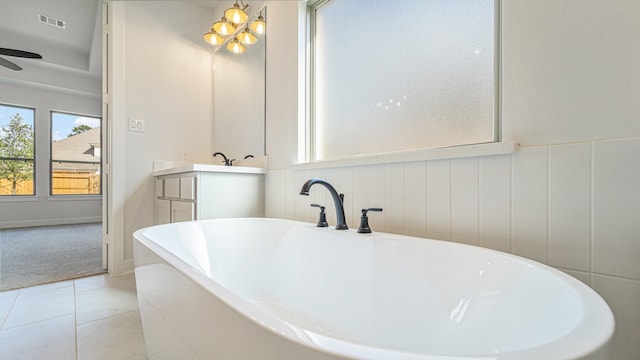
[133, 218, 614, 360]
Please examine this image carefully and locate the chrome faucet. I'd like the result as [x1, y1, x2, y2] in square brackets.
[212, 152, 231, 166]
[299, 178, 348, 230]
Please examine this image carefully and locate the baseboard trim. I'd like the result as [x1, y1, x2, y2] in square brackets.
[0, 216, 102, 229]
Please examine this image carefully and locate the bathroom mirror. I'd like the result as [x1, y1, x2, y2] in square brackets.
[213, 7, 266, 158]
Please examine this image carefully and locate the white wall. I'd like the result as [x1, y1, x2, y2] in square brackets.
[0, 82, 102, 229]
[108, 1, 215, 272]
[264, 1, 305, 170]
[264, 1, 640, 359]
[501, 0, 640, 146]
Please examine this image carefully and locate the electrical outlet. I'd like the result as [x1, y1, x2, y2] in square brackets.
[129, 118, 145, 132]
[181, 150, 189, 161]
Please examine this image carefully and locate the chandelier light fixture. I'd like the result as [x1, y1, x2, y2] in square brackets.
[249, 12, 265, 35]
[237, 27, 257, 45]
[224, 1, 249, 25]
[226, 38, 246, 54]
[202, 1, 265, 54]
[203, 27, 224, 45]
[212, 17, 235, 36]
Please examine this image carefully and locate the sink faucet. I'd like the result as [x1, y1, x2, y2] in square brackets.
[299, 178, 348, 230]
[212, 152, 231, 166]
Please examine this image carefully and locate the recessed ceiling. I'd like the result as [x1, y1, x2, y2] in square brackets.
[0, 0, 101, 95]
[0, 0, 101, 72]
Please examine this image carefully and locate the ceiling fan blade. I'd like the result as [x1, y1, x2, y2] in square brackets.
[0, 56, 23, 71]
[0, 48, 42, 59]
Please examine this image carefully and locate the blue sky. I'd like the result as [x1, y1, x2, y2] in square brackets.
[0, 104, 100, 141]
[51, 112, 100, 141]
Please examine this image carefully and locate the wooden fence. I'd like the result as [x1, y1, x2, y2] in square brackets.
[0, 178, 33, 195]
[0, 173, 100, 195]
[51, 173, 100, 195]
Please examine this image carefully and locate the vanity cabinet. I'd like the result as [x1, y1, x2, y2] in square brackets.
[154, 166, 265, 224]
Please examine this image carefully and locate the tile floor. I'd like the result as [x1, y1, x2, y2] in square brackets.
[0, 273, 147, 360]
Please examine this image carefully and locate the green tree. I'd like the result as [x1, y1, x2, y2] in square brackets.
[0, 113, 34, 195]
[68, 124, 92, 137]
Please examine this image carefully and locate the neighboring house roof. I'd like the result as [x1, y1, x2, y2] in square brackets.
[52, 127, 101, 172]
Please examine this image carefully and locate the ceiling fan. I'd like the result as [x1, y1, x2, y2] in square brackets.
[0, 48, 43, 71]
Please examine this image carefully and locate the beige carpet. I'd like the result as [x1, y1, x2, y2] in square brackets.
[0, 223, 105, 291]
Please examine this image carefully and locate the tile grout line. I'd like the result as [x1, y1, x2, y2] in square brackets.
[0, 289, 21, 331]
[589, 142, 595, 286]
[509, 154, 513, 254]
[1, 274, 143, 359]
[1, 283, 78, 331]
[0, 313, 73, 332]
[546, 146, 550, 265]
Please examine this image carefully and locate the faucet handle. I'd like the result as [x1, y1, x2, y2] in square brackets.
[358, 208, 383, 233]
[311, 204, 329, 227]
[362, 208, 383, 214]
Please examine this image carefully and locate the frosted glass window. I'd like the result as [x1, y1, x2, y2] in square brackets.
[312, 0, 497, 160]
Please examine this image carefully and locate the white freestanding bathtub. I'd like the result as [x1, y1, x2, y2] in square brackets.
[133, 218, 614, 360]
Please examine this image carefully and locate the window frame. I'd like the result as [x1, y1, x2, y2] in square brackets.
[49, 110, 102, 196]
[0, 103, 36, 196]
[306, 0, 502, 163]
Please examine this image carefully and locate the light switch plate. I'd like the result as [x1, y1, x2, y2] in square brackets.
[129, 118, 145, 132]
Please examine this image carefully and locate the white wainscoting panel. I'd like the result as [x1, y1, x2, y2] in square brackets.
[511, 147, 548, 263]
[426, 160, 451, 241]
[593, 139, 640, 279]
[451, 157, 479, 246]
[478, 155, 512, 252]
[548, 143, 591, 271]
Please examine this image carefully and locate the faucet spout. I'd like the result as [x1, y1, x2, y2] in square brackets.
[213, 152, 230, 166]
[299, 178, 348, 230]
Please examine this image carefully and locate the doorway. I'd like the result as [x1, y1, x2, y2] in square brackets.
[0, 0, 107, 290]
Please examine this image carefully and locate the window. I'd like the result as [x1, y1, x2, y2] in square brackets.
[310, 0, 498, 161]
[51, 111, 101, 195]
[0, 104, 35, 196]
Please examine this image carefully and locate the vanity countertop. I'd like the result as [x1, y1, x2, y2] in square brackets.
[152, 163, 267, 177]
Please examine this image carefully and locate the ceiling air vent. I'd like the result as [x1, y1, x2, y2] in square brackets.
[38, 14, 66, 29]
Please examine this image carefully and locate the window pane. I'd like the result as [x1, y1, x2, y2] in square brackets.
[313, 0, 496, 160]
[51, 112, 101, 195]
[0, 104, 35, 196]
